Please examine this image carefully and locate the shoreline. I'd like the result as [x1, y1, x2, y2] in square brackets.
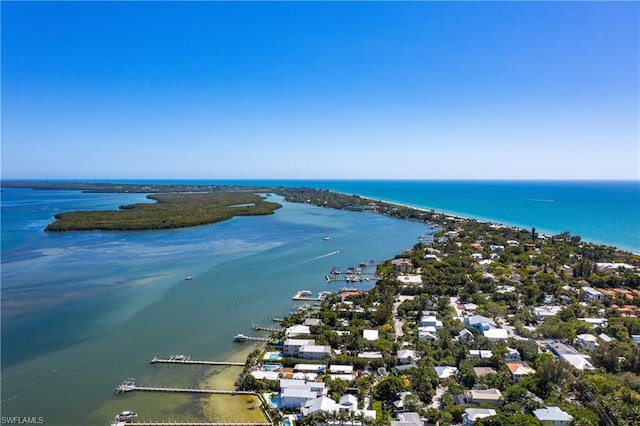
[333, 191, 640, 255]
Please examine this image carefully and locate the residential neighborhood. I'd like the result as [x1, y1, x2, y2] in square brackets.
[237, 215, 640, 426]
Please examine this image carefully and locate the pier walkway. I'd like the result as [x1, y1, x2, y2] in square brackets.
[150, 357, 244, 366]
[251, 324, 280, 332]
[116, 383, 256, 395]
[233, 334, 270, 342]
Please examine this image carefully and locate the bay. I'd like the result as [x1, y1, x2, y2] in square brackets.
[1, 188, 429, 425]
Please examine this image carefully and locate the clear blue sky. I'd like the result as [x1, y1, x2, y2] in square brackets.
[2, 1, 638, 180]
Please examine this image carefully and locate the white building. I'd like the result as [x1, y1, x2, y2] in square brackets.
[397, 274, 423, 286]
[484, 328, 509, 342]
[363, 329, 379, 341]
[533, 406, 573, 425]
[582, 286, 604, 302]
[299, 345, 331, 360]
[283, 339, 316, 357]
[463, 408, 497, 426]
[576, 334, 598, 351]
[279, 379, 326, 408]
[420, 315, 443, 329]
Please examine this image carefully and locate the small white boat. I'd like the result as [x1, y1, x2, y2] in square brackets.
[323, 236, 330, 240]
[233, 334, 249, 342]
[115, 411, 138, 422]
[185, 275, 192, 280]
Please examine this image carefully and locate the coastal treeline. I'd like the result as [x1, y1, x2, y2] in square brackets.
[45, 192, 281, 231]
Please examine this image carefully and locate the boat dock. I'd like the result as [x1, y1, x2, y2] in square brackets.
[252, 324, 280, 332]
[116, 384, 256, 395]
[292, 290, 332, 301]
[150, 357, 244, 366]
[233, 334, 270, 342]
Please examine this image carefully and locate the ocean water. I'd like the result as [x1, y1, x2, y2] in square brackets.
[1, 187, 430, 425]
[1, 180, 638, 425]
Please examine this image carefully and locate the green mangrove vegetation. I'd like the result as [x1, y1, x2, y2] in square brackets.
[45, 192, 282, 231]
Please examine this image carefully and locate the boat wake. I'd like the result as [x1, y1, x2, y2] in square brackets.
[309, 250, 340, 261]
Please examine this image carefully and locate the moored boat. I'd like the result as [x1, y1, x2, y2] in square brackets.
[115, 411, 137, 422]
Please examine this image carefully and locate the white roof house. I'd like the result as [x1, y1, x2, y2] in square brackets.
[397, 349, 419, 364]
[434, 366, 458, 380]
[283, 339, 316, 357]
[299, 345, 332, 360]
[469, 350, 493, 359]
[285, 324, 311, 337]
[363, 329, 379, 341]
[301, 395, 339, 416]
[484, 328, 509, 342]
[463, 408, 497, 426]
[464, 315, 496, 331]
[397, 274, 423, 286]
[420, 315, 443, 329]
[357, 351, 383, 359]
[279, 379, 327, 409]
[576, 334, 598, 351]
[582, 286, 604, 302]
[533, 406, 573, 425]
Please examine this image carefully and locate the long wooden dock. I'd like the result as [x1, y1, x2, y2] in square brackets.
[233, 334, 269, 342]
[116, 384, 257, 395]
[251, 324, 280, 332]
[150, 357, 244, 366]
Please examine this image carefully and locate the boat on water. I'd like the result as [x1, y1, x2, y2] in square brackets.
[115, 378, 136, 394]
[169, 354, 189, 361]
[359, 261, 368, 267]
[185, 275, 192, 280]
[323, 236, 330, 240]
[115, 411, 138, 422]
[233, 334, 249, 342]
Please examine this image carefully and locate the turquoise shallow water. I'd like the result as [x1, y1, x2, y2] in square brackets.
[1, 180, 637, 425]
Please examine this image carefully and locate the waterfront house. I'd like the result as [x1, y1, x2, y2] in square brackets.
[463, 408, 497, 426]
[283, 338, 316, 357]
[533, 406, 573, 425]
[391, 258, 412, 273]
[506, 362, 536, 382]
[285, 324, 311, 337]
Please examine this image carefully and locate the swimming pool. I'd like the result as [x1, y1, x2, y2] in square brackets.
[261, 363, 282, 371]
